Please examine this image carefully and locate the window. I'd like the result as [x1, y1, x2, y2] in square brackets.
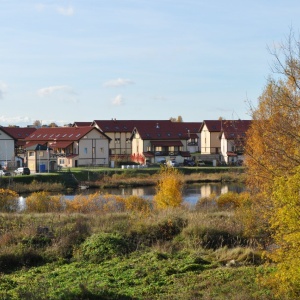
[29, 151, 34, 157]
[84, 148, 88, 154]
[115, 138, 120, 144]
[100, 147, 104, 153]
[59, 159, 65, 164]
[92, 147, 95, 155]
[147, 146, 151, 151]
[39, 152, 44, 157]
[126, 138, 131, 143]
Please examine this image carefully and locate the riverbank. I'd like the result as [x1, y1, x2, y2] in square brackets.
[0, 167, 246, 193]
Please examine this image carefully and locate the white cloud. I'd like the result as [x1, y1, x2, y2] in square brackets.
[0, 82, 8, 100]
[112, 94, 124, 106]
[56, 5, 75, 16]
[103, 78, 135, 88]
[35, 3, 74, 16]
[0, 115, 31, 125]
[37, 85, 75, 97]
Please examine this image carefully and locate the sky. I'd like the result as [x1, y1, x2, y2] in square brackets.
[1, 0, 300, 126]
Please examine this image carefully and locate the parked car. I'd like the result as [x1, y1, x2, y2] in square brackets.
[183, 159, 196, 166]
[165, 160, 179, 167]
[0, 170, 11, 176]
[196, 160, 205, 166]
[14, 167, 30, 175]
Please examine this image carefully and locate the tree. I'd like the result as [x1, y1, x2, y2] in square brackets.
[170, 116, 183, 122]
[245, 30, 300, 297]
[265, 169, 300, 298]
[0, 189, 19, 212]
[246, 32, 300, 191]
[33, 120, 42, 127]
[153, 165, 184, 209]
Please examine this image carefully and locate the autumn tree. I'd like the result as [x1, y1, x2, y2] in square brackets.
[246, 31, 300, 191]
[0, 189, 19, 212]
[33, 120, 42, 127]
[153, 165, 184, 209]
[170, 115, 183, 122]
[245, 30, 300, 297]
[265, 169, 300, 298]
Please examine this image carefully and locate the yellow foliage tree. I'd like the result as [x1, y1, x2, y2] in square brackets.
[153, 165, 184, 209]
[26, 191, 63, 213]
[264, 168, 300, 298]
[245, 31, 300, 297]
[0, 189, 19, 212]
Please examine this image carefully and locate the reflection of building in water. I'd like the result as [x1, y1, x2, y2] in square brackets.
[221, 185, 228, 194]
[200, 185, 212, 198]
[132, 188, 145, 197]
[201, 184, 225, 198]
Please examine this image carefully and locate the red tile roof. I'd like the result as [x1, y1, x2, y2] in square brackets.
[221, 120, 252, 139]
[25, 126, 110, 142]
[72, 122, 93, 127]
[200, 120, 223, 132]
[1, 127, 37, 140]
[133, 121, 201, 140]
[93, 120, 172, 133]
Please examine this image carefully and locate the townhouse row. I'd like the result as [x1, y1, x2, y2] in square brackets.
[0, 119, 251, 173]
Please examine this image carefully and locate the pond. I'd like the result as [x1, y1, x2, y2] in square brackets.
[18, 182, 245, 210]
[69, 182, 245, 205]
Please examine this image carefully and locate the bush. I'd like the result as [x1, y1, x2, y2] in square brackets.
[182, 226, 248, 250]
[128, 216, 187, 248]
[154, 166, 184, 209]
[75, 232, 130, 263]
[25, 192, 64, 213]
[0, 189, 19, 212]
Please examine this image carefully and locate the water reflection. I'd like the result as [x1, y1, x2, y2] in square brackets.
[18, 183, 245, 210]
[72, 183, 245, 205]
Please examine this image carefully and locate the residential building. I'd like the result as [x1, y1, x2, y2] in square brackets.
[130, 121, 202, 164]
[24, 126, 111, 172]
[220, 120, 252, 165]
[0, 126, 37, 169]
[200, 120, 223, 156]
[92, 119, 194, 162]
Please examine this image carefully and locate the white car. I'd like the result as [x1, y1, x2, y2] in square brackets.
[14, 167, 30, 175]
[0, 170, 11, 176]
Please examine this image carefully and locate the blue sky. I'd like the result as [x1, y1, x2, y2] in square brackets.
[1, 0, 300, 126]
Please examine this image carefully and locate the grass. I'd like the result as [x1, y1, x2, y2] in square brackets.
[0, 207, 275, 300]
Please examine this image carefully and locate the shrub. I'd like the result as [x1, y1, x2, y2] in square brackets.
[25, 192, 64, 213]
[75, 232, 130, 263]
[154, 166, 184, 209]
[128, 216, 187, 248]
[116, 195, 151, 214]
[0, 189, 19, 212]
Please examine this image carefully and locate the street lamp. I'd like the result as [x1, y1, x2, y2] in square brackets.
[38, 145, 40, 173]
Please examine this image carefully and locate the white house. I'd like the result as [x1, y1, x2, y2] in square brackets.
[24, 126, 111, 172]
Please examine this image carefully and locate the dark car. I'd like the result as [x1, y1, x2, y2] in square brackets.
[183, 159, 196, 166]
